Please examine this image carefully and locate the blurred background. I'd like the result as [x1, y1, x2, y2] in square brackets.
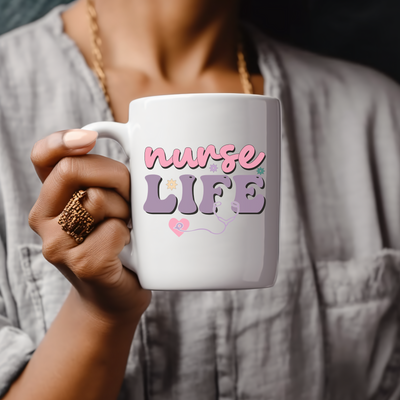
[0, 0, 399, 84]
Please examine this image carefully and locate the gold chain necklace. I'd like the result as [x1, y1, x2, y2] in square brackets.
[87, 0, 254, 113]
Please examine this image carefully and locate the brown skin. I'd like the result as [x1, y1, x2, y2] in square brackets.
[63, 0, 263, 122]
[5, 0, 263, 399]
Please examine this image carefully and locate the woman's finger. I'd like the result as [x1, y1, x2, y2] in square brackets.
[31, 129, 98, 182]
[80, 188, 131, 224]
[38, 217, 130, 286]
[30, 186, 131, 239]
[68, 218, 131, 283]
[30, 154, 131, 220]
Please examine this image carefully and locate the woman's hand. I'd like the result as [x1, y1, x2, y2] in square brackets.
[5, 130, 151, 400]
[29, 129, 151, 325]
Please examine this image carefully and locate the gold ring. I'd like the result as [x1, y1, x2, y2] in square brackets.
[58, 190, 95, 244]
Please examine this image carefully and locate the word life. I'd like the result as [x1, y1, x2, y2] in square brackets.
[144, 174, 265, 215]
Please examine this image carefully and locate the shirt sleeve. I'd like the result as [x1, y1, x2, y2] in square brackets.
[0, 234, 35, 397]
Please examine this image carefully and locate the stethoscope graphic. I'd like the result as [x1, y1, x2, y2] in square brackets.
[174, 201, 240, 235]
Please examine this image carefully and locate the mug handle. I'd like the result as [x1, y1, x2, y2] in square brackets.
[81, 121, 137, 274]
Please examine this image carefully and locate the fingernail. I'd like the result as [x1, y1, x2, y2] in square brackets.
[63, 129, 98, 149]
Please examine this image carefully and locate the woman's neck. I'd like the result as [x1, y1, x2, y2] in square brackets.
[62, 0, 263, 122]
[64, 0, 240, 82]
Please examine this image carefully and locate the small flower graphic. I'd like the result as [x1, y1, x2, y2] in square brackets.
[256, 167, 265, 175]
[209, 164, 218, 173]
[166, 179, 178, 190]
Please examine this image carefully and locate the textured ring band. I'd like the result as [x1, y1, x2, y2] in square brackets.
[58, 190, 95, 244]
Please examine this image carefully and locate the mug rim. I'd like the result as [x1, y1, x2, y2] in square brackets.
[129, 92, 278, 105]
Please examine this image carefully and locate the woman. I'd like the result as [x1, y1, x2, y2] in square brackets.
[0, 0, 399, 399]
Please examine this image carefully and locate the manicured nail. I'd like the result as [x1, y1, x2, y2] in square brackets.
[63, 129, 98, 149]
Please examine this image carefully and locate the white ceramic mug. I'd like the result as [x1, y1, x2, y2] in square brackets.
[83, 93, 280, 290]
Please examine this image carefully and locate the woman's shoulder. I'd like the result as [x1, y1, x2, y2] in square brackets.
[252, 31, 399, 149]
[266, 37, 400, 118]
[0, 5, 76, 102]
[0, 4, 103, 144]
[0, 5, 68, 66]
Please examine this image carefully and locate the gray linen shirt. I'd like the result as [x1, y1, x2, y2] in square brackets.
[0, 5, 400, 400]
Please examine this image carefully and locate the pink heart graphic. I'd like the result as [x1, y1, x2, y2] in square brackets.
[169, 218, 190, 237]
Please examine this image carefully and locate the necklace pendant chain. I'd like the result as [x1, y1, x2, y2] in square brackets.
[87, 0, 111, 107]
[86, 0, 254, 112]
[237, 33, 254, 95]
